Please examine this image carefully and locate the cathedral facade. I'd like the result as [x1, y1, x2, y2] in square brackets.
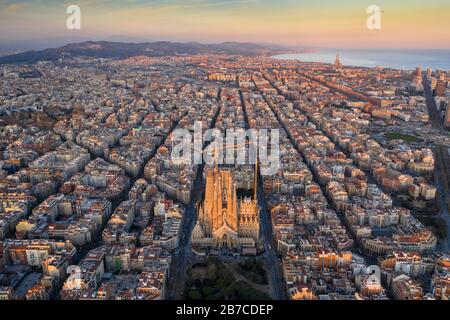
[191, 164, 260, 250]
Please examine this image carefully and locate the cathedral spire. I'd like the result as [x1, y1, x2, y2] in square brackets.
[193, 165, 260, 250]
[254, 160, 258, 200]
[212, 144, 219, 172]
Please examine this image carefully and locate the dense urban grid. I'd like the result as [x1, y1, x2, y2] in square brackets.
[0, 52, 449, 300]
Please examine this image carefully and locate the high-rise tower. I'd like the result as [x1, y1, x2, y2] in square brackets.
[335, 54, 342, 69]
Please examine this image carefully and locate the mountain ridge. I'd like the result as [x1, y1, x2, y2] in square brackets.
[0, 40, 288, 64]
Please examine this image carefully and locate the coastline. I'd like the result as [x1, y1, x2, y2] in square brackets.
[272, 49, 450, 71]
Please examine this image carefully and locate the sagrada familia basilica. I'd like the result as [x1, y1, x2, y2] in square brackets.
[191, 163, 260, 251]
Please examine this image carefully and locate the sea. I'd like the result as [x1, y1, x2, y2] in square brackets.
[273, 49, 450, 71]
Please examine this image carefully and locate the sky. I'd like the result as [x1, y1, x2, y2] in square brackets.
[0, 0, 449, 50]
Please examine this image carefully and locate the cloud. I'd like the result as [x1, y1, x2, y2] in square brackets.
[3, 2, 28, 13]
[0, 2, 28, 18]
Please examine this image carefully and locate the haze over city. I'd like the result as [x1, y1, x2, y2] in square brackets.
[1, 0, 450, 50]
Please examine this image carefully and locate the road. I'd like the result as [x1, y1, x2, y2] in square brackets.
[166, 86, 291, 300]
[271, 71, 450, 256]
[434, 145, 450, 252]
[259, 74, 395, 267]
[165, 167, 205, 299]
[255, 175, 289, 299]
[165, 93, 222, 299]
[423, 75, 450, 252]
[239, 90, 288, 300]
[423, 74, 445, 131]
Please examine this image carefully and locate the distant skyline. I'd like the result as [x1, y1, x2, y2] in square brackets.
[1, 0, 450, 50]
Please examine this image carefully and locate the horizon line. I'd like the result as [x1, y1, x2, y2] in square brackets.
[1, 38, 450, 52]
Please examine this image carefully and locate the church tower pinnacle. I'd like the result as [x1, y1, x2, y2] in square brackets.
[254, 160, 258, 200]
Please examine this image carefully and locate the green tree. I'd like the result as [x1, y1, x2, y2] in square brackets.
[114, 258, 122, 273]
